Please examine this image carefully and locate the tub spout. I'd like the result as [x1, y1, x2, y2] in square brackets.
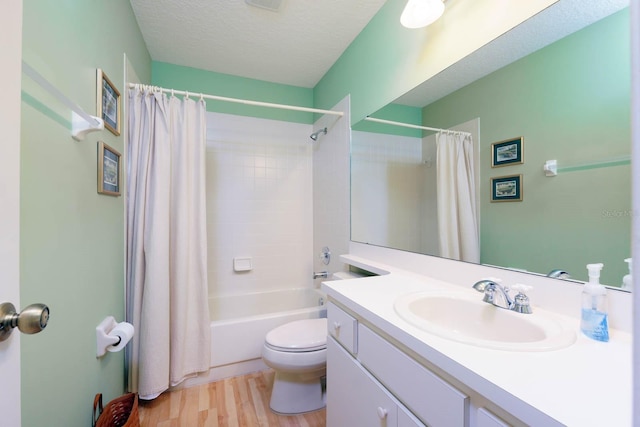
[313, 271, 329, 279]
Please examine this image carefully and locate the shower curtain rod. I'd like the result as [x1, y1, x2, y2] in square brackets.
[128, 83, 344, 117]
[364, 117, 471, 135]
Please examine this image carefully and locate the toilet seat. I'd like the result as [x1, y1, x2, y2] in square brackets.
[265, 318, 327, 352]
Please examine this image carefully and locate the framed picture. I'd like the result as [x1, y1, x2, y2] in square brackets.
[98, 141, 121, 197]
[491, 174, 522, 202]
[491, 136, 523, 167]
[97, 69, 120, 136]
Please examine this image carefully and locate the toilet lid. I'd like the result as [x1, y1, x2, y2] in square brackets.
[265, 318, 327, 352]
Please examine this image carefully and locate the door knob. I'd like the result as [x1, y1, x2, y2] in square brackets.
[0, 302, 50, 342]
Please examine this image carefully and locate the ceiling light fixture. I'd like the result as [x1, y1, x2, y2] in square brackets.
[400, 0, 445, 29]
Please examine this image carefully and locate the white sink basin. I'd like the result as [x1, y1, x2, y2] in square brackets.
[394, 290, 576, 352]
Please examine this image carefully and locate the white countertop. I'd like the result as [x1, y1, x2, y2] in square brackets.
[321, 256, 632, 426]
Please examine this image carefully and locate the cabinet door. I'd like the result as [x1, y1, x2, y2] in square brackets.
[477, 408, 511, 427]
[399, 406, 427, 427]
[358, 324, 469, 427]
[327, 337, 398, 427]
[327, 302, 358, 354]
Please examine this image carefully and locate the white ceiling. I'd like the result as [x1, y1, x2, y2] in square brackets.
[129, 0, 388, 88]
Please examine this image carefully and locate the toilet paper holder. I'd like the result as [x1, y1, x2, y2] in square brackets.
[96, 316, 134, 358]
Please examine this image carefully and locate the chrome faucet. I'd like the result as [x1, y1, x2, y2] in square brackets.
[547, 269, 570, 279]
[472, 279, 532, 314]
[313, 271, 329, 279]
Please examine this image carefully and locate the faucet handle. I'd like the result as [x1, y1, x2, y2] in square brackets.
[509, 283, 532, 294]
[510, 284, 533, 314]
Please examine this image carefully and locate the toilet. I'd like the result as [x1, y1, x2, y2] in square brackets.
[261, 317, 328, 414]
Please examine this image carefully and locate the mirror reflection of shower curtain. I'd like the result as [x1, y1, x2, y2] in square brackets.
[436, 132, 480, 263]
[126, 87, 211, 399]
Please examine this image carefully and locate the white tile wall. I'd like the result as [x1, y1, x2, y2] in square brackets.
[205, 112, 314, 297]
[312, 96, 351, 278]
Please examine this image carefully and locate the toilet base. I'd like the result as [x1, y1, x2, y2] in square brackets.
[269, 371, 326, 414]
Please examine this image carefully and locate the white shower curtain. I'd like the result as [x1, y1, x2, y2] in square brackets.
[436, 132, 480, 263]
[126, 86, 210, 399]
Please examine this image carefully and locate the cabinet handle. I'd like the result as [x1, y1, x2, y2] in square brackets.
[377, 406, 388, 419]
[333, 321, 341, 331]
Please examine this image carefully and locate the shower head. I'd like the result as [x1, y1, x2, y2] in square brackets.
[310, 127, 327, 141]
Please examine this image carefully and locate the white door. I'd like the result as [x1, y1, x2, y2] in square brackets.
[0, 1, 23, 426]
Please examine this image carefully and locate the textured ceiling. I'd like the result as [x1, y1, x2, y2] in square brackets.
[129, 0, 388, 88]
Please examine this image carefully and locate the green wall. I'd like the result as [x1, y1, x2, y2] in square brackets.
[152, 61, 315, 124]
[421, 9, 631, 285]
[313, 0, 557, 125]
[352, 103, 423, 138]
[21, 1, 151, 426]
[314, 0, 414, 123]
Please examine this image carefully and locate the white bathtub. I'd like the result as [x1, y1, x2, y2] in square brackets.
[209, 288, 326, 370]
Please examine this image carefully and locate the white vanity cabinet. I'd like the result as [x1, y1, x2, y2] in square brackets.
[327, 337, 425, 427]
[358, 324, 469, 427]
[326, 302, 515, 427]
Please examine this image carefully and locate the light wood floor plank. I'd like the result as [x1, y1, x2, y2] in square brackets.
[169, 389, 183, 420]
[216, 377, 230, 426]
[202, 408, 218, 427]
[139, 369, 325, 427]
[248, 376, 270, 427]
[235, 374, 260, 427]
[199, 382, 210, 412]
[224, 378, 240, 427]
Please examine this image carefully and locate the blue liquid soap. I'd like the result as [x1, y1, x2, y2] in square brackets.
[580, 307, 609, 342]
[580, 263, 609, 342]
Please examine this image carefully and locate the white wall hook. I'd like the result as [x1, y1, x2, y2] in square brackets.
[544, 160, 558, 177]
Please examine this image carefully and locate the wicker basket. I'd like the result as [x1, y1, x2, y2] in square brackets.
[93, 393, 140, 427]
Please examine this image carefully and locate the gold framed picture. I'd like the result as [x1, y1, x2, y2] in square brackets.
[97, 69, 121, 136]
[98, 141, 121, 197]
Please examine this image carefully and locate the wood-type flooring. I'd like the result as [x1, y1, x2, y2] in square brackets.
[138, 370, 326, 427]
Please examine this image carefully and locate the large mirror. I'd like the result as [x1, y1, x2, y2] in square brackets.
[351, 1, 631, 288]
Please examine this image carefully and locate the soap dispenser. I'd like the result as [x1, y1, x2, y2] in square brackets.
[580, 263, 609, 342]
[622, 258, 632, 291]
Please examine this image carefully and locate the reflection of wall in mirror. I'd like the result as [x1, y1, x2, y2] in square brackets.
[351, 117, 479, 258]
[351, 131, 429, 253]
[421, 9, 630, 286]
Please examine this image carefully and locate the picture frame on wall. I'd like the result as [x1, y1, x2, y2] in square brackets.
[98, 141, 121, 197]
[491, 136, 523, 167]
[491, 174, 522, 202]
[97, 69, 121, 136]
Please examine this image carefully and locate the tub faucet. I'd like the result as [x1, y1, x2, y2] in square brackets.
[313, 271, 329, 279]
[472, 279, 532, 314]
